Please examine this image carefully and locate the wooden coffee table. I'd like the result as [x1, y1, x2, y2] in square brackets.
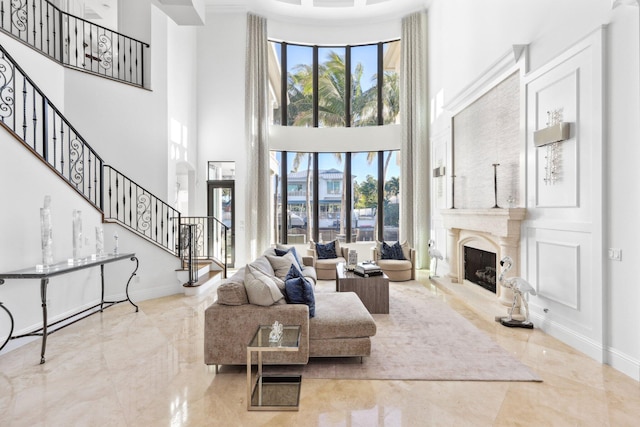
[335, 262, 389, 314]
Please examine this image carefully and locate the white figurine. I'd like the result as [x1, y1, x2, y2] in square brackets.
[498, 256, 537, 328]
[269, 320, 283, 343]
[428, 239, 443, 278]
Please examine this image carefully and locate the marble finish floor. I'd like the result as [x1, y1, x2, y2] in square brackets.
[1, 270, 639, 426]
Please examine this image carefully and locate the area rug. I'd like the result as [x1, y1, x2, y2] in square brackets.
[266, 281, 541, 382]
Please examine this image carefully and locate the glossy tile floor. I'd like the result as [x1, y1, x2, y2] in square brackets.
[1, 270, 639, 426]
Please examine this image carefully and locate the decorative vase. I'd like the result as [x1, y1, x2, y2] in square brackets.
[348, 249, 358, 271]
[40, 196, 53, 266]
[72, 210, 82, 260]
[95, 225, 104, 256]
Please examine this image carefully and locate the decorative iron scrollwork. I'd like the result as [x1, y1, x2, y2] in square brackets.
[136, 193, 151, 232]
[98, 34, 113, 70]
[69, 137, 85, 188]
[0, 56, 15, 120]
[11, 0, 28, 33]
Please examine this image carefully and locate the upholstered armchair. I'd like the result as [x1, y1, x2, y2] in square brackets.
[307, 240, 348, 280]
[371, 241, 416, 281]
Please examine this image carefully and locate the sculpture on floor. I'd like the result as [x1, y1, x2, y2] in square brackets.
[428, 239, 444, 278]
[498, 256, 536, 329]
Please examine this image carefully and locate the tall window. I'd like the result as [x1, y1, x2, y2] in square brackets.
[269, 40, 401, 128]
[274, 150, 399, 244]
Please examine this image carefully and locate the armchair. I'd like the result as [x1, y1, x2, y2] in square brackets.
[307, 240, 348, 280]
[372, 242, 416, 281]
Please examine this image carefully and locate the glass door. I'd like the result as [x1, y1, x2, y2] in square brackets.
[208, 180, 235, 268]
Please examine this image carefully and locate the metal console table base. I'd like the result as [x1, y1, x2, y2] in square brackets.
[0, 253, 139, 363]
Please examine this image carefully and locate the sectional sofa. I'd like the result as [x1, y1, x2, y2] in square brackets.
[204, 247, 377, 369]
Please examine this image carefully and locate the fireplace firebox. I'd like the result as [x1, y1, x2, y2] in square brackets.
[464, 246, 497, 293]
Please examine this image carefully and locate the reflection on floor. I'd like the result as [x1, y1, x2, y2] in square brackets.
[1, 270, 639, 426]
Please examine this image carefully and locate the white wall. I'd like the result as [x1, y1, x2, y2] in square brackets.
[429, 0, 640, 380]
[167, 20, 198, 212]
[605, 4, 640, 379]
[0, 4, 186, 357]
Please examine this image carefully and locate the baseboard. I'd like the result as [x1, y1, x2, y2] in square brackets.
[606, 347, 640, 382]
[531, 312, 604, 363]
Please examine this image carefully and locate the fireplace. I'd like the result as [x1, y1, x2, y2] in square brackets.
[464, 246, 497, 293]
[440, 208, 526, 307]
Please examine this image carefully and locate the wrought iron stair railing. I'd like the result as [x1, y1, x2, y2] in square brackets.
[0, 43, 103, 210]
[1, 42, 231, 274]
[103, 165, 180, 256]
[179, 216, 229, 280]
[0, 0, 148, 87]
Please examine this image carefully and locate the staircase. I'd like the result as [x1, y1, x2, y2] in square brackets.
[0, 39, 227, 295]
[0, 0, 148, 87]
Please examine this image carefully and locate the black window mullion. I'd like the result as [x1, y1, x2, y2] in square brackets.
[281, 42, 288, 126]
[345, 152, 352, 242]
[313, 153, 319, 242]
[345, 46, 351, 127]
[377, 150, 384, 241]
[281, 151, 289, 244]
[377, 43, 384, 126]
[313, 46, 319, 127]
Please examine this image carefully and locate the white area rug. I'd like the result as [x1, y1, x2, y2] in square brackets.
[268, 281, 541, 381]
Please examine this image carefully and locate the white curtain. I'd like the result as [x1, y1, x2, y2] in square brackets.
[245, 13, 271, 260]
[400, 11, 430, 269]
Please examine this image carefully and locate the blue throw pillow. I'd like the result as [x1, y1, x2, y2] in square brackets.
[316, 241, 337, 259]
[275, 246, 304, 271]
[381, 241, 405, 260]
[284, 264, 315, 317]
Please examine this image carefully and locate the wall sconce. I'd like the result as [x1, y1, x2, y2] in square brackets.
[534, 109, 571, 185]
[533, 122, 570, 147]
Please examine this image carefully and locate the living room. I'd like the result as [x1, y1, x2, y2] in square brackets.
[1, 0, 639, 424]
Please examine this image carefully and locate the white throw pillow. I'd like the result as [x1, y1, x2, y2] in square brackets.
[266, 252, 300, 280]
[244, 264, 284, 306]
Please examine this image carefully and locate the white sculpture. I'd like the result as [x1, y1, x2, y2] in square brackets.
[269, 320, 283, 343]
[498, 256, 537, 328]
[428, 239, 444, 278]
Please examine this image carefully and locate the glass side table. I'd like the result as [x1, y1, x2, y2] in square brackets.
[246, 324, 301, 411]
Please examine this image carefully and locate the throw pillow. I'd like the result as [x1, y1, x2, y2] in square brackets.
[381, 241, 405, 260]
[274, 246, 304, 271]
[249, 255, 276, 277]
[284, 265, 315, 317]
[315, 241, 337, 259]
[244, 264, 284, 306]
[400, 240, 411, 261]
[265, 252, 301, 279]
[276, 243, 305, 266]
[216, 281, 249, 306]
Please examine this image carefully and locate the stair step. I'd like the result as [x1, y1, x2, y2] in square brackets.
[182, 270, 221, 297]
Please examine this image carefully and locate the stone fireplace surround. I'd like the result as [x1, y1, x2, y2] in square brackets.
[440, 208, 526, 308]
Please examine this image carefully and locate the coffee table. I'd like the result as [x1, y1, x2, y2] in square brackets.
[336, 262, 389, 314]
[246, 324, 301, 411]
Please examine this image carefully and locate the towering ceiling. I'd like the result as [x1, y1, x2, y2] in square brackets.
[205, 0, 429, 23]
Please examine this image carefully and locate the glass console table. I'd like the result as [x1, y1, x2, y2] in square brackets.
[246, 324, 301, 411]
[0, 253, 139, 363]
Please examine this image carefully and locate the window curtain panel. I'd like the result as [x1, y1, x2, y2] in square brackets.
[245, 13, 271, 260]
[400, 11, 430, 269]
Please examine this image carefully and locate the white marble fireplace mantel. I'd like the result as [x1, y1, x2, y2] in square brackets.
[440, 208, 527, 307]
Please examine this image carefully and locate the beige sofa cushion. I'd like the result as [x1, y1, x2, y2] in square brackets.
[310, 292, 376, 340]
[244, 264, 285, 306]
[216, 281, 249, 306]
[266, 252, 300, 279]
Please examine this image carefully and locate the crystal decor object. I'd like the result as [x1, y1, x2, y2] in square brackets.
[95, 225, 104, 256]
[72, 210, 83, 260]
[40, 196, 54, 266]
